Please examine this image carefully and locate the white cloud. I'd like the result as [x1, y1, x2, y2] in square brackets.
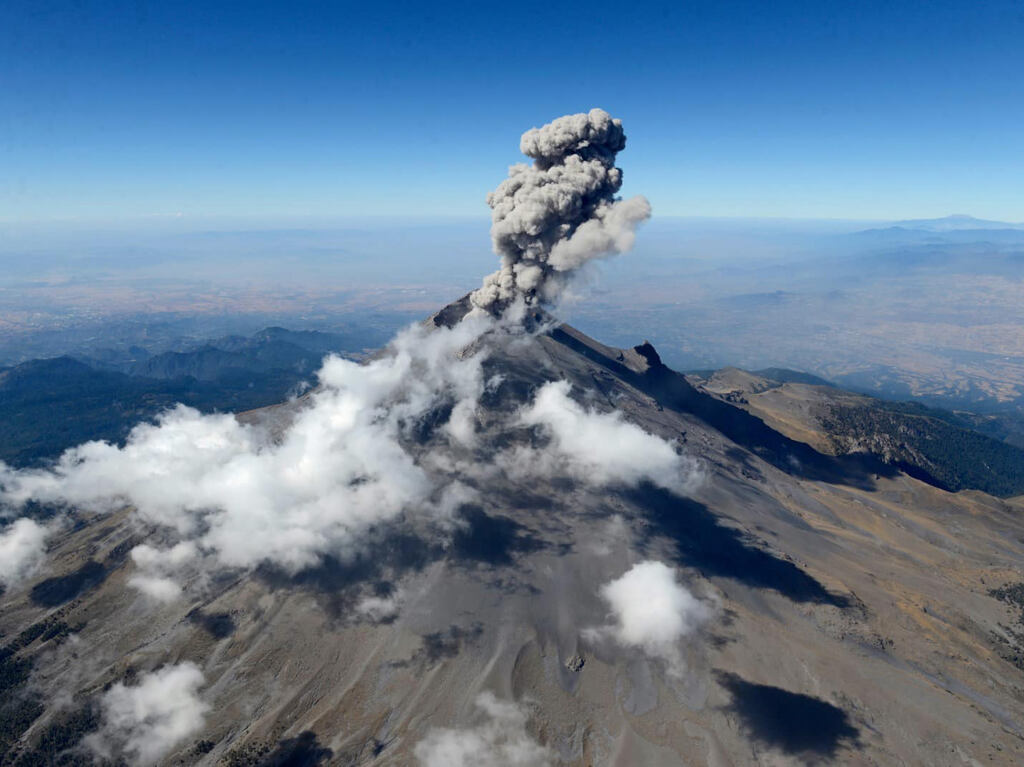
[586, 560, 709, 675]
[86, 662, 208, 765]
[444, 398, 479, 447]
[355, 590, 402, 621]
[513, 380, 700, 492]
[0, 316, 494, 591]
[0, 312, 699, 609]
[128, 574, 183, 603]
[127, 542, 199, 602]
[0, 517, 49, 586]
[414, 692, 553, 767]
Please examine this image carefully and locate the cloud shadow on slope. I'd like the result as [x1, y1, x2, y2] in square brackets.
[448, 505, 548, 567]
[187, 608, 236, 639]
[717, 672, 860, 758]
[29, 561, 108, 608]
[256, 505, 555, 616]
[255, 528, 439, 618]
[627, 483, 849, 607]
[390, 622, 486, 671]
[256, 731, 333, 766]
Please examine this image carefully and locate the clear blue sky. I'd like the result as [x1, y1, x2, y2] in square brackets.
[2, 0, 1022, 224]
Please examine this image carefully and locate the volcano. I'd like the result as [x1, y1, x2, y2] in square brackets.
[1, 294, 1023, 766]
[3, 108, 1024, 766]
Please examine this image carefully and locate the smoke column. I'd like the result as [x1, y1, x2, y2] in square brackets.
[471, 108, 651, 313]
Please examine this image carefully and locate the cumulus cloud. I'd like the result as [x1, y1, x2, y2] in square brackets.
[0, 316, 494, 592]
[512, 380, 700, 492]
[471, 108, 651, 313]
[0, 311, 696, 606]
[586, 561, 709, 675]
[0, 517, 49, 586]
[86, 662, 208, 765]
[414, 692, 552, 767]
[355, 588, 404, 621]
[128, 542, 200, 602]
[128, 575, 183, 603]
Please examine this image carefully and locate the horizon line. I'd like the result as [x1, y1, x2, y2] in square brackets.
[3, 212, 1022, 231]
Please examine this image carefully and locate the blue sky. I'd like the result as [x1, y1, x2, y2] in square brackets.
[2, 0, 1022, 224]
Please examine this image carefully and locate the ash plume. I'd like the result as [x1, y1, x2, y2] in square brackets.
[471, 108, 651, 313]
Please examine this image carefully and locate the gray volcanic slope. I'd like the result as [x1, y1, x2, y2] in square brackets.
[3, 297, 1024, 766]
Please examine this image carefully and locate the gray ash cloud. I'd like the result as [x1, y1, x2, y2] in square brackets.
[471, 108, 651, 313]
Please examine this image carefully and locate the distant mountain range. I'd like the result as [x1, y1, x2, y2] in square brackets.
[123, 327, 364, 382]
[889, 214, 1024, 231]
[855, 214, 1024, 238]
[0, 327, 371, 467]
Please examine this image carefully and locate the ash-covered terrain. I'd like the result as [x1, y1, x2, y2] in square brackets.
[1, 110, 1023, 766]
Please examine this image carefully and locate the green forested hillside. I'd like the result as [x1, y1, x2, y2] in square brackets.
[0, 357, 303, 467]
[821, 401, 1024, 497]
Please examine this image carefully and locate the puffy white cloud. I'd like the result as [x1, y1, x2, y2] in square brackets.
[355, 590, 403, 621]
[0, 315, 494, 592]
[0, 312, 698, 615]
[586, 561, 709, 675]
[86, 662, 208, 765]
[128, 542, 208, 602]
[414, 692, 552, 767]
[513, 380, 700, 492]
[128, 574, 182, 603]
[0, 517, 49, 586]
[444, 398, 480, 447]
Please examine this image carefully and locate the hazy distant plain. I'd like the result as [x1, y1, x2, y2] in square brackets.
[2, 216, 1022, 411]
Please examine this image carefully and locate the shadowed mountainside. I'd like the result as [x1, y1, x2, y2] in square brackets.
[690, 367, 1024, 497]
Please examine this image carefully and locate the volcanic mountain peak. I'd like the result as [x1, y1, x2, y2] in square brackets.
[2, 302, 1023, 765]
[2, 107, 1024, 765]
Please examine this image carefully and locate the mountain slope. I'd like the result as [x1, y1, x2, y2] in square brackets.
[1, 301, 1023, 765]
[691, 367, 1024, 496]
